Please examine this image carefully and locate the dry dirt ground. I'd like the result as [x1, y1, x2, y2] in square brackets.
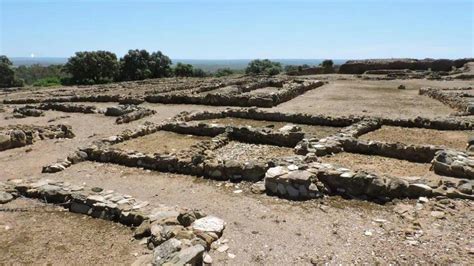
[359, 125, 471, 150]
[0, 198, 141, 265]
[273, 77, 474, 118]
[1, 75, 473, 265]
[113, 131, 212, 154]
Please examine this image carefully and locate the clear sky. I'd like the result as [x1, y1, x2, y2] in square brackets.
[1, 0, 473, 59]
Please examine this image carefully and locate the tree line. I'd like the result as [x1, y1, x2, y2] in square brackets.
[0, 50, 334, 88]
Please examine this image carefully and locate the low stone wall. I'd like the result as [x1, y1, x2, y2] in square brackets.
[162, 121, 305, 148]
[432, 150, 474, 180]
[4, 94, 118, 104]
[0, 178, 225, 265]
[339, 58, 474, 74]
[145, 80, 324, 107]
[419, 87, 474, 115]
[37, 102, 98, 113]
[116, 108, 156, 124]
[176, 108, 361, 127]
[294, 119, 380, 156]
[265, 162, 474, 201]
[0, 124, 75, 152]
[13, 105, 45, 117]
[340, 138, 442, 163]
[380, 116, 474, 130]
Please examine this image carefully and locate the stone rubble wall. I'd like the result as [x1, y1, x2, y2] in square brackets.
[339, 58, 474, 74]
[80, 131, 302, 182]
[13, 105, 45, 117]
[37, 102, 98, 114]
[380, 116, 474, 131]
[0, 178, 225, 265]
[432, 150, 474, 180]
[419, 87, 474, 115]
[264, 162, 474, 201]
[0, 124, 75, 152]
[145, 80, 324, 107]
[175, 108, 361, 127]
[340, 138, 442, 163]
[116, 108, 156, 124]
[180, 108, 474, 131]
[162, 121, 305, 148]
[294, 119, 380, 156]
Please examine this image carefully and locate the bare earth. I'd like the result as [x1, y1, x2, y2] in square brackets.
[1, 75, 473, 264]
[359, 125, 472, 150]
[113, 130, 211, 154]
[0, 198, 142, 265]
[321, 152, 442, 180]
[273, 78, 474, 118]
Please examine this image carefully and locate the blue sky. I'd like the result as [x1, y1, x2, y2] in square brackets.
[1, 0, 472, 59]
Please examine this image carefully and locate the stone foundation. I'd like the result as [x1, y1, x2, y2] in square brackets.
[0, 178, 225, 265]
[419, 87, 474, 115]
[0, 124, 75, 151]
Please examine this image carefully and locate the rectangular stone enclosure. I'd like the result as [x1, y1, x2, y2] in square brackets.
[198, 117, 342, 139]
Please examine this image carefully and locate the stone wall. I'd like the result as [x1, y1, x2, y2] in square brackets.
[339, 58, 474, 74]
[419, 87, 474, 115]
[116, 108, 156, 124]
[145, 80, 324, 107]
[37, 102, 98, 113]
[0, 124, 75, 152]
[432, 150, 474, 180]
[265, 162, 474, 201]
[162, 122, 305, 148]
[0, 178, 225, 265]
[13, 105, 44, 117]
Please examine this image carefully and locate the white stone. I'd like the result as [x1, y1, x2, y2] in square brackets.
[191, 216, 225, 234]
[265, 166, 287, 178]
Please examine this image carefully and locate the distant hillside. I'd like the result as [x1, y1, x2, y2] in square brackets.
[11, 57, 347, 72]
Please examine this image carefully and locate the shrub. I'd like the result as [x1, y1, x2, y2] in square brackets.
[245, 59, 282, 76]
[321, 59, 335, 73]
[192, 68, 208, 77]
[15, 64, 66, 85]
[174, 63, 194, 77]
[215, 68, 234, 77]
[33, 77, 62, 87]
[63, 51, 119, 84]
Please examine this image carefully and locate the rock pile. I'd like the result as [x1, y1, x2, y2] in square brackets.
[105, 105, 156, 124]
[0, 124, 74, 151]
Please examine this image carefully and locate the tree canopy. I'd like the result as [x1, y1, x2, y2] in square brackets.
[245, 59, 282, 76]
[120, 49, 172, 81]
[63, 51, 119, 84]
[174, 63, 194, 77]
[0, 55, 24, 88]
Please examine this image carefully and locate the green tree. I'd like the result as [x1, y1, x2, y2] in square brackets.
[174, 63, 194, 77]
[149, 51, 172, 78]
[15, 64, 66, 85]
[321, 59, 334, 73]
[0, 55, 12, 65]
[245, 59, 282, 76]
[119, 49, 172, 80]
[63, 51, 119, 84]
[192, 68, 208, 77]
[0, 55, 24, 88]
[215, 68, 234, 77]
